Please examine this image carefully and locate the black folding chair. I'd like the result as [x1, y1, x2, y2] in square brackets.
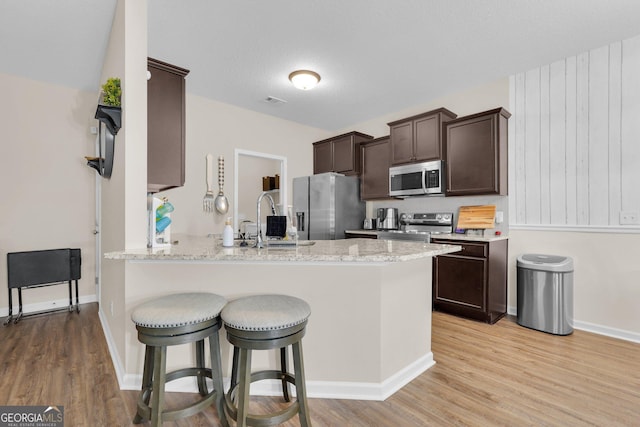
[5, 248, 81, 325]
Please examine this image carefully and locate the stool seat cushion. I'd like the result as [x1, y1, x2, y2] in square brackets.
[222, 294, 311, 331]
[132, 292, 227, 328]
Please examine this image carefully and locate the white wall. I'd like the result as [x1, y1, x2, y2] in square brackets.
[0, 73, 97, 314]
[507, 33, 640, 341]
[508, 230, 640, 342]
[99, 0, 148, 379]
[510, 34, 640, 229]
[154, 93, 330, 238]
[341, 78, 510, 138]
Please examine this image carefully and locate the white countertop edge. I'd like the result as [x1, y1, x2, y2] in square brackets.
[125, 259, 392, 267]
[105, 247, 459, 263]
[104, 237, 461, 263]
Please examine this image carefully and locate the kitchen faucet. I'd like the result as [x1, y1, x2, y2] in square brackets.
[255, 191, 277, 248]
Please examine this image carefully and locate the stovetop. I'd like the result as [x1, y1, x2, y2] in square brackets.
[399, 212, 454, 234]
[377, 212, 454, 242]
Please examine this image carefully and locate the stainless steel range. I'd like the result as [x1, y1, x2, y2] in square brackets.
[377, 212, 454, 242]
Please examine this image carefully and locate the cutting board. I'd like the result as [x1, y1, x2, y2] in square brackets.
[457, 205, 496, 229]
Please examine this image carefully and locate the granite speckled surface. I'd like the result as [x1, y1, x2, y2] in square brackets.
[104, 234, 461, 263]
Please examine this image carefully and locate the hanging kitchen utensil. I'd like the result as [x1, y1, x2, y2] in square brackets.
[202, 154, 214, 213]
[214, 156, 229, 214]
[203, 154, 215, 212]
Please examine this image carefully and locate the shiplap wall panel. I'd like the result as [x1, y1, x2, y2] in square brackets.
[525, 68, 541, 224]
[608, 41, 622, 225]
[621, 36, 640, 214]
[549, 60, 566, 224]
[508, 72, 517, 225]
[576, 52, 590, 225]
[513, 73, 527, 224]
[510, 34, 640, 228]
[565, 56, 578, 225]
[588, 46, 610, 225]
[540, 65, 551, 224]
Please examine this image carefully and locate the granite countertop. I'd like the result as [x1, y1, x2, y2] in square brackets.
[345, 230, 508, 242]
[104, 234, 461, 263]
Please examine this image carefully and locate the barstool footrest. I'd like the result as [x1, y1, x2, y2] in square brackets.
[136, 367, 220, 423]
[225, 370, 300, 426]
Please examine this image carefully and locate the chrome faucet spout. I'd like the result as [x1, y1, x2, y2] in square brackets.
[255, 192, 276, 248]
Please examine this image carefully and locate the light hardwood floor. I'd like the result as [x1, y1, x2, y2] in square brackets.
[1, 303, 638, 426]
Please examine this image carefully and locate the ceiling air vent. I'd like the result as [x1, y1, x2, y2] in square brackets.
[264, 96, 287, 105]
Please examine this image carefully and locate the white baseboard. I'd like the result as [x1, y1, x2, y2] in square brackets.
[98, 307, 127, 389]
[121, 352, 435, 402]
[572, 320, 640, 344]
[0, 294, 97, 317]
[507, 305, 640, 344]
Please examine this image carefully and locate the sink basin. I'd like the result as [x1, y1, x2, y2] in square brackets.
[223, 239, 316, 248]
[266, 240, 316, 248]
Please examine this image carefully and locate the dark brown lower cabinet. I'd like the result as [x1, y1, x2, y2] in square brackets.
[432, 238, 507, 324]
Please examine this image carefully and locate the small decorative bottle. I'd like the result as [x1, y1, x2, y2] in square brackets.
[222, 217, 234, 247]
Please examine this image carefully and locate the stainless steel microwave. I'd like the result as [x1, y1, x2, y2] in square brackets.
[389, 160, 444, 197]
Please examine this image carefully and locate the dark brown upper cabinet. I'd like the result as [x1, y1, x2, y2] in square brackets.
[147, 57, 190, 193]
[313, 131, 373, 176]
[360, 136, 393, 200]
[387, 108, 457, 165]
[443, 107, 510, 197]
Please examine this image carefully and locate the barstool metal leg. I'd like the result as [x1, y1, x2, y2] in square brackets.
[230, 346, 239, 401]
[150, 345, 167, 427]
[236, 348, 252, 427]
[280, 347, 291, 402]
[208, 329, 229, 427]
[292, 341, 311, 427]
[195, 339, 207, 396]
[133, 345, 155, 424]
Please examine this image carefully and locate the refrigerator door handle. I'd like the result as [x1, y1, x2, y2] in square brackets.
[296, 212, 305, 231]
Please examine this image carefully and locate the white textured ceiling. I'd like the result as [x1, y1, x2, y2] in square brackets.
[3, 1, 640, 131]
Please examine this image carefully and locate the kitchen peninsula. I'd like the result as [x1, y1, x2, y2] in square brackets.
[105, 236, 460, 401]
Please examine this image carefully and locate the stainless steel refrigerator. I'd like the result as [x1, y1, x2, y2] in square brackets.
[293, 173, 365, 240]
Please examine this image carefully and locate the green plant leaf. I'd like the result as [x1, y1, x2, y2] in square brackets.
[101, 77, 122, 107]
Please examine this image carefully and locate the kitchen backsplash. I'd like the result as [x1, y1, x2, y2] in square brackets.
[368, 195, 509, 236]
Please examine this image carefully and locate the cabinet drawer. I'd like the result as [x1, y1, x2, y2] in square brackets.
[432, 240, 487, 258]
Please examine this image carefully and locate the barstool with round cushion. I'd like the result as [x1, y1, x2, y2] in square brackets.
[131, 292, 229, 427]
[221, 294, 312, 427]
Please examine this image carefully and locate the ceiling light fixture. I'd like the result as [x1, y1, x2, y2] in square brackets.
[288, 70, 321, 90]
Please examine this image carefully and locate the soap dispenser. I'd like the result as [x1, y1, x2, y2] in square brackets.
[222, 217, 234, 247]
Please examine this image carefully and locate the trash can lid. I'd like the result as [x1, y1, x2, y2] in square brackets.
[517, 254, 573, 272]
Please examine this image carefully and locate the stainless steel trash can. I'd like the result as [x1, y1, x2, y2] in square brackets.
[517, 254, 574, 335]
